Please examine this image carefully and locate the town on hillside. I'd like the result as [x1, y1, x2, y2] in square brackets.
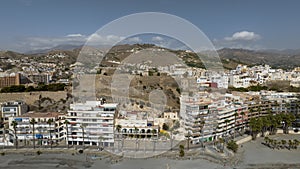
[0, 46, 299, 159]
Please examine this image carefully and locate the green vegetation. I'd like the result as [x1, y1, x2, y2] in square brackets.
[229, 84, 300, 92]
[0, 85, 26, 92]
[264, 137, 299, 150]
[249, 113, 296, 140]
[179, 145, 185, 157]
[0, 83, 66, 93]
[162, 123, 169, 131]
[229, 85, 268, 92]
[185, 61, 205, 68]
[36, 150, 42, 155]
[227, 140, 238, 153]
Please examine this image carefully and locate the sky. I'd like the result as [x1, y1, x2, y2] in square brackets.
[1, 0, 300, 52]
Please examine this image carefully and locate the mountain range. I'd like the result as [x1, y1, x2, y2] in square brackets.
[1, 44, 300, 70]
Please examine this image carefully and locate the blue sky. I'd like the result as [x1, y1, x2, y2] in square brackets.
[1, 0, 300, 52]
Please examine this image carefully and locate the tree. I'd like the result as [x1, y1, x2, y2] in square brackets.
[257, 107, 262, 117]
[64, 120, 70, 148]
[134, 126, 139, 151]
[200, 120, 205, 147]
[47, 119, 54, 149]
[282, 113, 295, 134]
[219, 138, 225, 153]
[261, 116, 270, 137]
[224, 119, 230, 139]
[162, 123, 169, 131]
[288, 139, 293, 150]
[80, 124, 87, 149]
[98, 135, 105, 150]
[186, 131, 192, 150]
[116, 125, 122, 133]
[116, 124, 122, 135]
[281, 139, 287, 149]
[152, 129, 157, 151]
[30, 118, 37, 149]
[293, 139, 299, 149]
[234, 112, 238, 139]
[269, 114, 282, 135]
[11, 121, 18, 149]
[240, 111, 246, 132]
[179, 145, 185, 157]
[227, 140, 238, 153]
[134, 126, 139, 138]
[264, 136, 270, 146]
[249, 118, 262, 140]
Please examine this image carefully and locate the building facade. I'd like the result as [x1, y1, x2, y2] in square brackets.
[1, 101, 28, 122]
[67, 101, 118, 147]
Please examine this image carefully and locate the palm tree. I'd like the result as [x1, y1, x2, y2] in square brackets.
[218, 137, 225, 153]
[269, 139, 274, 149]
[30, 118, 36, 149]
[186, 131, 192, 150]
[98, 135, 104, 149]
[63, 120, 70, 148]
[293, 139, 299, 149]
[134, 126, 139, 138]
[234, 112, 238, 139]
[249, 108, 254, 119]
[261, 117, 269, 137]
[152, 129, 157, 151]
[11, 120, 18, 149]
[200, 120, 205, 147]
[257, 107, 261, 117]
[281, 139, 286, 149]
[134, 126, 139, 151]
[116, 125, 122, 133]
[80, 124, 87, 149]
[270, 114, 282, 135]
[281, 113, 295, 134]
[249, 118, 262, 140]
[224, 119, 230, 140]
[285, 102, 290, 114]
[47, 118, 54, 149]
[288, 139, 293, 150]
[240, 111, 246, 132]
[170, 127, 174, 150]
[264, 136, 269, 146]
[115, 124, 122, 150]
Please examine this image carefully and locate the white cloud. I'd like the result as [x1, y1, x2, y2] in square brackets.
[66, 34, 83, 37]
[224, 31, 261, 41]
[212, 31, 263, 49]
[87, 34, 125, 46]
[152, 36, 164, 41]
[127, 37, 142, 43]
[14, 33, 127, 52]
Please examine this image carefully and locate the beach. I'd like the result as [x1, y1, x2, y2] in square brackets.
[0, 134, 300, 169]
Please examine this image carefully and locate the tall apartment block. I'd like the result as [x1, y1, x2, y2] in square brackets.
[67, 101, 118, 147]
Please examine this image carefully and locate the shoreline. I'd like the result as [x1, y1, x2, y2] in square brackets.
[1, 134, 300, 169]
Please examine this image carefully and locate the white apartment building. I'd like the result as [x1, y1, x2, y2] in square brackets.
[7, 112, 65, 146]
[181, 93, 248, 144]
[67, 101, 118, 147]
[180, 94, 218, 144]
[210, 74, 229, 89]
[1, 101, 28, 122]
[115, 111, 159, 139]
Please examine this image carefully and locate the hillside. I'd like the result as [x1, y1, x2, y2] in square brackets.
[1, 45, 300, 71]
[218, 48, 300, 69]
